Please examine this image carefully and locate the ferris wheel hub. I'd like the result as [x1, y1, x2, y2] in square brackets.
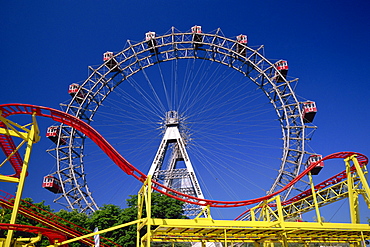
[165, 111, 180, 126]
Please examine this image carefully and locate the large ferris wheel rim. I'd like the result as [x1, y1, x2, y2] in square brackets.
[55, 27, 313, 213]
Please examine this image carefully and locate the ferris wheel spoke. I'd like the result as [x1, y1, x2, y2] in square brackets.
[46, 26, 317, 215]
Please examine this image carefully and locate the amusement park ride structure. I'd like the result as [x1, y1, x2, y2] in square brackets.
[44, 25, 320, 215]
[0, 104, 369, 246]
[0, 26, 369, 246]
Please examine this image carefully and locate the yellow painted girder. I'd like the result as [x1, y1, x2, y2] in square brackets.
[146, 218, 370, 243]
[48, 217, 370, 245]
[281, 180, 351, 218]
[0, 113, 40, 247]
[0, 113, 40, 143]
[276, 157, 369, 219]
[0, 175, 19, 183]
[136, 173, 370, 246]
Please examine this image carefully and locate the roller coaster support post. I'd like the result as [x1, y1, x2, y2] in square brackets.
[0, 112, 40, 247]
[345, 154, 370, 224]
[308, 172, 323, 224]
[137, 175, 152, 247]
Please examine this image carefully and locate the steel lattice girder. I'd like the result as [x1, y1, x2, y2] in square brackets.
[144, 218, 370, 244]
[50, 27, 316, 212]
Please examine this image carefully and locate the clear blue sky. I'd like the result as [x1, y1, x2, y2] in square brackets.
[1, 1, 369, 222]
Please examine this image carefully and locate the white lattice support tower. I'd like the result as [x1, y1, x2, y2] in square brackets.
[148, 111, 204, 216]
[50, 27, 317, 213]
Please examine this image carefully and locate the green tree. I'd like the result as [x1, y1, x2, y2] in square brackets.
[1, 193, 188, 247]
[55, 209, 90, 230]
[0, 198, 54, 245]
[55, 209, 91, 247]
[88, 193, 188, 247]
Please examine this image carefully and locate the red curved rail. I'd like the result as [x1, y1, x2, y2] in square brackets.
[0, 223, 68, 246]
[0, 190, 119, 246]
[0, 122, 25, 178]
[0, 104, 368, 208]
[234, 152, 368, 220]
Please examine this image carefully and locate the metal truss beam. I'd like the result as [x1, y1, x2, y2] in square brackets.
[0, 113, 40, 246]
[56, 27, 314, 212]
[148, 111, 204, 216]
[268, 155, 370, 222]
[137, 176, 370, 247]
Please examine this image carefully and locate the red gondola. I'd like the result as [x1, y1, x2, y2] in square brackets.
[68, 83, 85, 103]
[274, 60, 288, 82]
[42, 175, 62, 193]
[103, 51, 120, 71]
[307, 154, 324, 175]
[236, 34, 248, 56]
[145, 32, 158, 53]
[191, 25, 202, 34]
[46, 126, 66, 145]
[103, 51, 114, 61]
[302, 101, 317, 123]
[68, 83, 79, 95]
[191, 25, 203, 49]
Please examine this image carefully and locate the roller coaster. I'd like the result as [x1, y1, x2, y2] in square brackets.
[1, 26, 370, 247]
[0, 104, 369, 246]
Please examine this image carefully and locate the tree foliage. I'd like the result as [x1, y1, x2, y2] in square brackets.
[0, 192, 188, 246]
[0, 198, 55, 245]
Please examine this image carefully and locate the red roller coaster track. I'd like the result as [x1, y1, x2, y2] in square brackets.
[234, 155, 367, 220]
[0, 122, 24, 178]
[0, 190, 119, 246]
[0, 223, 68, 246]
[0, 103, 368, 208]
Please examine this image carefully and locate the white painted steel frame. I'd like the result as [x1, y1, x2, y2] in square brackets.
[47, 27, 316, 214]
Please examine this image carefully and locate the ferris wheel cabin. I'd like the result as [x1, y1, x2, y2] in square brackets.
[307, 154, 324, 175]
[103, 51, 114, 61]
[236, 34, 248, 56]
[103, 51, 120, 72]
[274, 60, 288, 82]
[68, 83, 80, 95]
[42, 175, 62, 193]
[302, 101, 317, 123]
[192, 25, 203, 49]
[68, 83, 85, 104]
[46, 126, 66, 145]
[145, 31, 158, 53]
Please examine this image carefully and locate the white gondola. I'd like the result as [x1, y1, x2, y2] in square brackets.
[307, 154, 324, 175]
[103, 51, 114, 61]
[103, 51, 120, 71]
[145, 32, 158, 53]
[68, 83, 85, 104]
[42, 175, 62, 193]
[302, 101, 317, 123]
[46, 126, 66, 145]
[274, 60, 288, 82]
[191, 25, 203, 49]
[236, 34, 248, 56]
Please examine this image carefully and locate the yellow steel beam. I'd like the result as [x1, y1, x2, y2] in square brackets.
[272, 155, 370, 221]
[308, 172, 322, 224]
[1, 114, 40, 247]
[41, 174, 370, 247]
[280, 179, 350, 219]
[0, 113, 40, 143]
[350, 155, 370, 208]
[136, 174, 369, 247]
[145, 218, 370, 244]
[345, 155, 362, 224]
[46, 219, 143, 247]
[0, 175, 19, 183]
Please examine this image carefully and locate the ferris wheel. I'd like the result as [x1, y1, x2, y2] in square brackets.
[45, 26, 318, 215]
